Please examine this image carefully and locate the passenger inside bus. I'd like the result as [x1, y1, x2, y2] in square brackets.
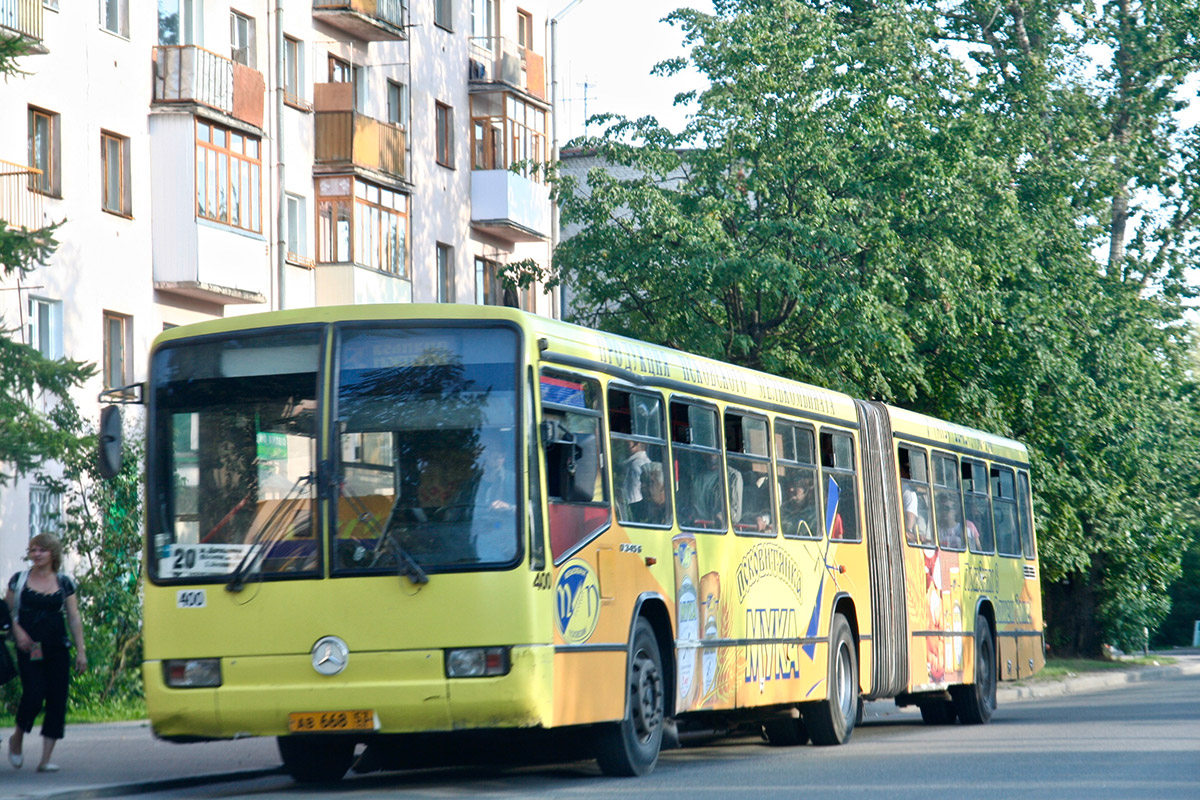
[682, 452, 742, 529]
[628, 462, 668, 525]
[936, 493, 981, 551]
[780, 472, 819, 537]
[615, 439, 652, 519]
[900, 458, 934, 546]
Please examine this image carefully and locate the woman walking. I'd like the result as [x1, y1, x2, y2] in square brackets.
[6, 533, 87, 772]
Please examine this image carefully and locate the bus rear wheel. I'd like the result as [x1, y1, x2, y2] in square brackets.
[277, 735, 356, 784]
[804, 614, 858, 746]
[595, 618, 665, 776]
[952, 614, 996, 725]
[763, 713, 809, 746]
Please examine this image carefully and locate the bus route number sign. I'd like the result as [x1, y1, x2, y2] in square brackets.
[287, 710, 377, 734]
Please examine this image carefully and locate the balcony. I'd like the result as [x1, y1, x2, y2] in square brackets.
[471, 169, 550, 242]
[0, 0, 46, 55]
[152, 45, 265, 132]
[312, 0, 407, 41]
[314, 83, 407, 183]
[469, 36, 545, 101]
[0, 159, 43, 232]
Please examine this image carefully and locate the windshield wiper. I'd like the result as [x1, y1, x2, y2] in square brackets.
[227, 472, 315, 593]
[343, 491, 428, 586]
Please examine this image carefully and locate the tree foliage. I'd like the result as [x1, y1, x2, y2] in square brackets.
[34, 408, 145, 708]
[554, 0, 1200, 654]
[1, 38, 93, 484]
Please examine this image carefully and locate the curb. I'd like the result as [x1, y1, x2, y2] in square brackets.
[31, 767, 284, 800]
[999, 659, 1200, 703]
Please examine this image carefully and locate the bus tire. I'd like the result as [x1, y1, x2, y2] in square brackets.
[919, 698, 957, 725]
[952, 614, 996, 725]
[595, 618, 665, 776]
[277, 735, 356, 784]
[804, 614, 858, 746]
[763, 714, 809, 746]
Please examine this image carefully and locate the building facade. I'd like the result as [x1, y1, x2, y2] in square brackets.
[0, 0, 557, 574]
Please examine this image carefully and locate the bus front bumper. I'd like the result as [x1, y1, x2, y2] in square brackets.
[145, 645, 554, 740]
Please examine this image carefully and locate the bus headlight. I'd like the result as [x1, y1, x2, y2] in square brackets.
[163, 659, 222, 688]
[445, 647, 510, 678]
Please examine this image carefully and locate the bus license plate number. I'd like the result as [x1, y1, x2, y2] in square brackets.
[287, 710, 376, 733]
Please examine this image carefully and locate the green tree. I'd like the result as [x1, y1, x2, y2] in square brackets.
[1, 35, 94, 483]
[35, 406, 144, 708]
[554, 0, 1200, 654]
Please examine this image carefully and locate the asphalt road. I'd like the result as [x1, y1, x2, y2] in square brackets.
[3, 654, 1197, 800]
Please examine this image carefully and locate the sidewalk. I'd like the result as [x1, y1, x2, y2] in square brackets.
[3, 651, 1198, 800]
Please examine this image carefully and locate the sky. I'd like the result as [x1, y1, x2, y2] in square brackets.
[552, 1, 714, 146]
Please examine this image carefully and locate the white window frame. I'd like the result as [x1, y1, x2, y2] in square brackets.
[29, 485, 63, 538]
[437, 242, 454, 303]
[230, 10, 255, 68]
[100, 0, 129, 38]
[27, 297, 62, 359]
[103, 311, 132, 390]
[286, 193, 309, 265]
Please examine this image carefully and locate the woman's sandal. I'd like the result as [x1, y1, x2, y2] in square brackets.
[7, 737, 22, 769]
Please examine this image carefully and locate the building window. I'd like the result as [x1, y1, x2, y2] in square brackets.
[476, 257, 518, 306]
[517, 8, 533, 51]
[29, 485, 63, 538]
[103, 311, 130, 390]
[101, 131, 131, 216]
[284, 36, 305, 107]
[195, 120, 262, 233]
[101, 0, 129, 37]
[472, 0, 495, 42]
[436, 102, 454, 168]
[437, 243, 454, 302]
[28, 106, 60, 196]
[316, 177, 408, 276]
[387, 80, 408, 128]
[230, 11, 255, 68]
[27, 297, 61, 358]
[158, 0, 196, 45]
[328, 56, 364, 111]
[286, 193, 310, 266]
[435, 0, 452, 30]
[470, 92, 546, 178]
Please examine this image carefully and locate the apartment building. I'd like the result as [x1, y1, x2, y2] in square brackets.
[0, 0, 556, 572]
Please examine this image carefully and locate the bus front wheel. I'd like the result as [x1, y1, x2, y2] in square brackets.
[595, 617, 665, 776]
[277, 735, 356, 784]
[804, 613, 858, 746]
[952, 614, 996, 724]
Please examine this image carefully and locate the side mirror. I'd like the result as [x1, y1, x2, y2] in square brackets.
[97, 405, 123, 479]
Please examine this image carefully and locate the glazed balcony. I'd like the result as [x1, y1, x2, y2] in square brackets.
[0, 0, 46, 55]
[313, 0, 407, 41]
[314, 83, 407, 182]
[152, 45, 266, 132]
[469, 36, 545, 101]
[471, 169, 550, 242]
[0, 160, 43, 232]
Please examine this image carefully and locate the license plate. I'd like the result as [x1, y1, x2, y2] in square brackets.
[287, 709, 377, 733]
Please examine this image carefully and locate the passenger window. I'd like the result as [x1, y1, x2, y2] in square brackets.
[671, 401, 727, 532]
[899, 446, 934, 546]
[777, 422, 820, 539]
[609, 388, 671, 528]
[962, 459, 994, 553]
[931, 452, 968, 550]
[1017, 471, 1036, 559]
[819, 429, 859, 541]
[992, 466, 1020, 556]
[725, 412, 774, 535]
[541, 372, 609, 561]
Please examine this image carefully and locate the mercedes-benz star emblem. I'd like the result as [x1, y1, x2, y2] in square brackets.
[311, 636, 349, 676]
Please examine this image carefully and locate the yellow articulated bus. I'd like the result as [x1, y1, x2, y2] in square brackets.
[111, 304, 1043, 781]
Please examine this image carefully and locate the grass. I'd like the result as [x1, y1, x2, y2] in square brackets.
[1031, 655, 1176, 682]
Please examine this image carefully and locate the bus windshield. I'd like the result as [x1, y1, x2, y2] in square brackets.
[333, 325, 521, 573]
[149, 329, 323, 582]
